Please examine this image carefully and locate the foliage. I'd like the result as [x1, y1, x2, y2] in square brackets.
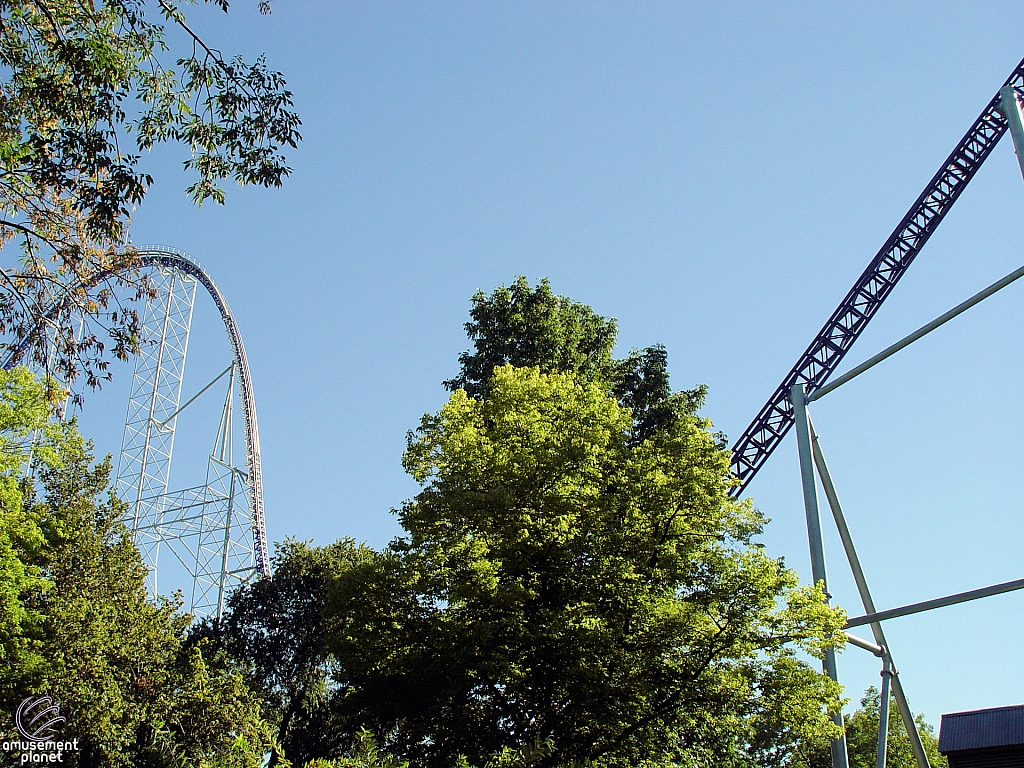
[303, 730, 554, 768]
[304, 730, 409, 768]
[0, 366, 279, 767]
[443, 277, 618, 400]
[0, 0, 300, 391]
[368, 364, 846, 767]
[444, 277, 706, 446]
[196, 538, 386, 765]
[0, 366, 63, 685]
[213, 280, 848, 767]
[795, 686, 946, 768]
[217, 377, 849, 764]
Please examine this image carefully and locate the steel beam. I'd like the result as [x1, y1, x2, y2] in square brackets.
[877, 656, 893, 768]
[845, 576, 1024, 628]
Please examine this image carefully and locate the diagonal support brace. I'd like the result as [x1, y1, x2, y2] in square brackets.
[811, 423, 930, 768]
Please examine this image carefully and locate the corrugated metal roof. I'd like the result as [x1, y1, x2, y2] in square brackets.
[940, 705, 1024, 753]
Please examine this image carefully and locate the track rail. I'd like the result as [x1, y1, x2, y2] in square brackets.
[3, 245, 269, 576]
[729, 57, 1024, 496]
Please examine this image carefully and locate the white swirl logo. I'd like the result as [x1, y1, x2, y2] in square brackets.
[14, 696, 65, 741]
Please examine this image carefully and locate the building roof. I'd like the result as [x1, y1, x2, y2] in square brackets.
[939, 704, 1024, 754]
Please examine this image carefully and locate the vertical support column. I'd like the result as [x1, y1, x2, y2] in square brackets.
[876, 655, 892, 768]
[216, 469, 237, 620]
[811, 424, 931, 768]
[790, 383, 849, 768]
[1000, 85, 1024, 183]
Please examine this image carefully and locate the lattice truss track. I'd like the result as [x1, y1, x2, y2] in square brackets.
[729, 60, 1024, 495]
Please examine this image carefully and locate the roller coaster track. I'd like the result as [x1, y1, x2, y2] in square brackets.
[730, 56, 1024, 496]
[3, 245, 269, 578]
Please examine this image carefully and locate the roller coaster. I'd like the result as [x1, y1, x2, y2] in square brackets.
[110, 246, 269, 617]
[7, 50, 1024, 768]
[4, 245, 269, 619]
[729, 58, 1024, 768]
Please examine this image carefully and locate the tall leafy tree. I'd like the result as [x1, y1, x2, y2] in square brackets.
[364, 364, 845, 767]
[0, 0, 300, 389]
[0, 367, 279, 767]
[216, 280, 848, 767]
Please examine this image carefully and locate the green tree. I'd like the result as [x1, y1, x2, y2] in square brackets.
[197, 538, 396, 765]
[211, 536, 437, 766]
[444, 277, 618, 399]
[0, 0, 300, 389]
[795, 687, 946, 768]
[0, 366, 63, 686]
[324, 365, 846, 767]
[445, 277, 699, 444]
[213, 280, 849, 767]
[0, 367, 279, 767]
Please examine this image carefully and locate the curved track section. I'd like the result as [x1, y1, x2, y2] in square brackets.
[132, 246, 268, 576]
[3, 245, 269, 577]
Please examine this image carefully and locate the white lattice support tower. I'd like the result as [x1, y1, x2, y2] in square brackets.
[121, 246, 269, 618]
[116, 267, 197, 594]
[6, 245, 271, 618]
[130, 362, 261, 617]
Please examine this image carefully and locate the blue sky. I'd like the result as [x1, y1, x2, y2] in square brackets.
[75, 1, 1024, 726]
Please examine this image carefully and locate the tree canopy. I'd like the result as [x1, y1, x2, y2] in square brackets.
[446, 277, 704, 445]
[378, 364, 844, 767]
[0, 0, 300, 390]
[0, 366, 279, 766]
[443, 277, 618, 399]
[206, 278, 852, 767]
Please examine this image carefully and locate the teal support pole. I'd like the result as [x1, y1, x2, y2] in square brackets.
[790, 383, 849, 768]
[1000, 85, 1024, 182]
[877, 656, 892, 768]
